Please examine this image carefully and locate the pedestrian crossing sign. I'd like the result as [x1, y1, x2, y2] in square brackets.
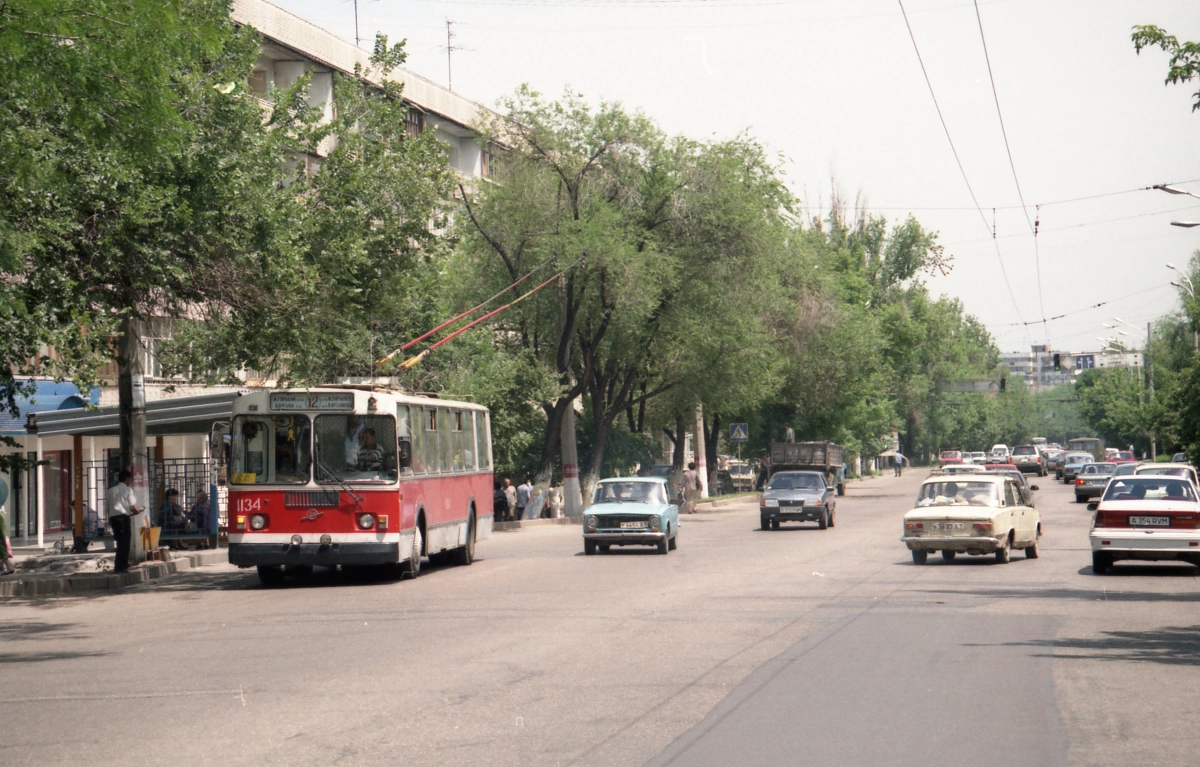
[730, 423, 749, 442]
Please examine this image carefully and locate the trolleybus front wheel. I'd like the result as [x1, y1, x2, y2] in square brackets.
[257, 565, 286, 587]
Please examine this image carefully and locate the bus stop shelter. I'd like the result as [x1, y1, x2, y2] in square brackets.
[24, 391, 245, 550]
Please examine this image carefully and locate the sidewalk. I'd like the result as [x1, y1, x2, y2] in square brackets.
[0, 548, 228, 598]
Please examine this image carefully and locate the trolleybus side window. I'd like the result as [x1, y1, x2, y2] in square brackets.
[452, 410, 465, 472]
[396, 404, 412, 476]
[409, 407, 424, 474]
[477, 411, 492, 471]
[230, 415, 311, 485]
[464, 411, 477, 470]
[424, 407, 439, 473]
[314, 414, 398, 484]
[439, 407, 453, 473]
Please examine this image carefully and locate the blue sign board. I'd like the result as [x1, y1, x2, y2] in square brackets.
[729, 423, 749, 442]
[1075, 355, 1095, 370]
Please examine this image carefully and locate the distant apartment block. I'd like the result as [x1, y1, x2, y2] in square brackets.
[1000, 344, 1144, 392]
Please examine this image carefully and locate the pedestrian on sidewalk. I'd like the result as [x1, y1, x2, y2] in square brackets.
[503, 478, 518, 522]
[516, 478, 531, 520]
[0, 508, 14, 575]
[784, 424, 795, 443]
[681, 462, 703, 514]
[894, 452, 907, 477]
[105, 470, 144, 573]
[492, 481, 509, 523]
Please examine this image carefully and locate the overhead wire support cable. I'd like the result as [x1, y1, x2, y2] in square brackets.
[896, 0, 1029, 339]
[972, 0, 1048, 342]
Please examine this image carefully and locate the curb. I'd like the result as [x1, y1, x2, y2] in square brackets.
[494, 517, 577, 531]
[0, 549, 228, 598]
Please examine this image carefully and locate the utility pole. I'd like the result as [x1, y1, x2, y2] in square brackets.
[446, 19, 456, 91]
[1148, 320, 1156, 459]
[354, 0, 360, 47]
[117, 316, 148, 563]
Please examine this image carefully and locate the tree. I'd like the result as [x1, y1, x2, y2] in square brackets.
[1132, 25, 1200, 110]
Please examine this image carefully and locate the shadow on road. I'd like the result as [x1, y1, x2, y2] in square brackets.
[0, 622, 89, 640]
[974, 625, 1200, 666]
[0, 650, 111, 664]
[918, 585, 1200, 603]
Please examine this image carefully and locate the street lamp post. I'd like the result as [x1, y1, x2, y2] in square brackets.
[1166, 263, 1199, 351]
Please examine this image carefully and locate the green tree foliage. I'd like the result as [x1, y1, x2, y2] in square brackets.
[1075, 368, 1153, 452]
[1133, 25, 1200, 110]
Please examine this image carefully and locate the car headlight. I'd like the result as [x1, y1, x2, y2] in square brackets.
[249, 514, 267, 530]
[357, 513, 375, 530]
[649, 515, 661, 527]
[763, 498, 779, 507]
[586, 515, 598, 528]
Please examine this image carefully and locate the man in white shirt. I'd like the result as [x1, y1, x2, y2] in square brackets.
[105, 470, 143, 573]
[516, 479, 532, 520]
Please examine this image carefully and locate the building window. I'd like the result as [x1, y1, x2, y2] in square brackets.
[406, 108, 425, 140]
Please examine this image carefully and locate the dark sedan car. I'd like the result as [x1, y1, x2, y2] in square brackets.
[1074, 462, 1117, 503]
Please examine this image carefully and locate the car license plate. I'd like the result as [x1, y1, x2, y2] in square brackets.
[620, 521, 647, 529]
[1129, 516, 1170, 527]
[931, 522, 966, 531]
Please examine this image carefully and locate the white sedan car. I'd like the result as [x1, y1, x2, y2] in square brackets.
[902, 474, 1041, 565]
[1089, 476, 1200, 574]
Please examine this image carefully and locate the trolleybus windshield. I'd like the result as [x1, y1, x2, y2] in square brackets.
[315, 413, 398, 483]
[230, 415, 312, 484]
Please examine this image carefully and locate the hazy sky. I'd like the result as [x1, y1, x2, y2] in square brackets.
[273, 0, 1199, 353]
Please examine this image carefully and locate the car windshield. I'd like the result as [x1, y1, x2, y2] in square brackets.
[1082, 463, 1117, 475]
[594, 482, 667, 504]
[767, 473, 823, 491]
[916, 481, 1000, 507]
[1103, 478, 1197, 502]
[1066, 454, 1093, 464]
[231, 415, 312, 484]
[314, 414, 398, 483]
[1116, 452, 1136, 460]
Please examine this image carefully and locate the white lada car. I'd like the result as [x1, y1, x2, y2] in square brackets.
[1088, 475, 1200, 574]
[902, 474, 1041, 565]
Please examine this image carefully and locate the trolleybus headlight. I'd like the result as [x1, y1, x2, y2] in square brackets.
[357, 513, 375, 530]
[586, 515, 598, 529]
[319, 534, 332, 546]
[290, 534, 303, 546]
[250, 514, 267, 530]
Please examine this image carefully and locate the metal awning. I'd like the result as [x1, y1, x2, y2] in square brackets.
[27, 391, 247, 437]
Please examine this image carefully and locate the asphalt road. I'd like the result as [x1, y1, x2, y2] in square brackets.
[4, 470, 1200, 766]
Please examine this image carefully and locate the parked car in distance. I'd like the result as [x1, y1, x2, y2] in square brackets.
[1089, 475, 1200, 574]
[1110, 451, 1138, 465]
[902, 475, 1041, 565]
[1011, 445, 1046, 476]
[583, 477, 679, 555]
[939, 450, 964, 466]
[990, 444, 1010, 458]
[969, 451, 987, 464]
[1074, 462, 1117, 503]
[1063, 452, 1095, 483]
[1172, 452, 1189, 463]
[727, 461, 755, 491]
[759, 470, 836, 530]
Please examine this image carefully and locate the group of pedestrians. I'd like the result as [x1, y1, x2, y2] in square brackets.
[494, 477, 531, 521]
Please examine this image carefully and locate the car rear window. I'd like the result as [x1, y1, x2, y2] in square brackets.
[1013, 446, 1036, 455]
[1103, 478, 1197, 502]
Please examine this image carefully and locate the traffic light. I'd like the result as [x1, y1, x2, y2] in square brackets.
[1053, 353, 1061, 371]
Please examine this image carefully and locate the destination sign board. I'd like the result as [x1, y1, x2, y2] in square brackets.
[269, 392, 355, 412]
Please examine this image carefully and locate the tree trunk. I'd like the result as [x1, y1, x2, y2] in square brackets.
[694, 404, 709, 498]
[560, 399, 583, 517]
[704, 412, 721, 494]
[582, 405, 610, 506]
[118, 315, 149, 564]
[671, 413, 687, 470]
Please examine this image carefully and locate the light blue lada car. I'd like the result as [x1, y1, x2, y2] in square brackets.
[583, 477, 680, 555]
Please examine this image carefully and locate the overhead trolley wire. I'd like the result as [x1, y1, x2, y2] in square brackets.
[997, 282, 1174, 327]
[896, 0, 1029, 339]
[973, 0, 1048, 341]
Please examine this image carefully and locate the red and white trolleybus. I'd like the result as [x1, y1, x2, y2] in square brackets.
[227, 387, 494, 585]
